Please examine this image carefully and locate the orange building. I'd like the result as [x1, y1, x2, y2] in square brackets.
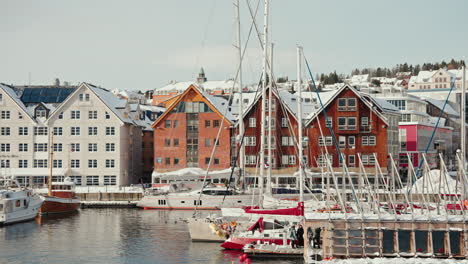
[151, 84, 234, 173]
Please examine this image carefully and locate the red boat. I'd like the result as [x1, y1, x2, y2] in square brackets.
[41, 177, 81, 214]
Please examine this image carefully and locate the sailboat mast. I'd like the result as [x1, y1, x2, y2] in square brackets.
[48, 130, 54, 196]
[234, 0, 245, 186]
[462, 65, 466, 198]
[259, 0, 269, 205]
[296, 46, 304, 202]
[267, 43, 273, 194]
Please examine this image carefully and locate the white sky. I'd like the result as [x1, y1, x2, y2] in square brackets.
[1, 0, 467, 91]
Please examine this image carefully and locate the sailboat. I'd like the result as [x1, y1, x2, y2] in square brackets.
[40, 132, 80, 215]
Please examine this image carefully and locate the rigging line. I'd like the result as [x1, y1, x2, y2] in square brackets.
[303, 54, 362, 212]
[193, 0, 218, 71]
[408, 80, 456, 196]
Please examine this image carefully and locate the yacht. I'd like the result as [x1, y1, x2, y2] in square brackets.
[0, 178, 44, 225]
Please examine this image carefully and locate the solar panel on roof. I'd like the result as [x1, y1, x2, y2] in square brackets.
[20, 88, 76, 103]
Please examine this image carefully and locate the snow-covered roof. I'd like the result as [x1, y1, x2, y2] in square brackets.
[0, 83, 35, 122]
[349, 74, 369, 83]
[413, 70, 436, 83]
[86, 83, 132, 124]
[422, 97, 459, 117]
[368, 97, 400, 113]
[199, 89, 235, 122]
[139, 104, 166, 113]
[154, 80, 239, 94]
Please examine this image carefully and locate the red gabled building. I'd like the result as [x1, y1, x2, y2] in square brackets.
[151, 84, 234, 174]
[305, 85, 400, 175]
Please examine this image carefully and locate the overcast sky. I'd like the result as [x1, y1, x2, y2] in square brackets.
[1, 0, 467, 91]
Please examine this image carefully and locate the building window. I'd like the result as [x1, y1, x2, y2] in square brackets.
[205, 157, 211, 164]
[205, 138, 211, 147]
[71, 143, 80, 152]
[214, 158, 219, 165]
[33, 127, 47, 135]
[34, 143, 48, 152]
[317, 154, 333, 167]
[362, 136, 369, 146]
[71, 127, 80, 136]
[88, 127, 98, 136]
[18, 127, 28, 136]
[245, 155, 257, 165]
[388, 100, 406, 110]
[86, 176, 99, 186]
[361, 117, 369, 126]
[53, 127, 62, 136]
[0, 160, 10, 168]
[165, 157, 170, 165]
[165, 139, 171, 147]
[165, 120, 171, 128]
[106, 143, 115, 152]
[88, 159, 98, 168]
[348, 155, 356, 167]
[281, 118, 288, 127]
[53, 160, 62, 168]
[205, 120, 211, 127]
[88, 111, 98, 119]
[337, 117, 357, 130]
[246, 136, 256, 146]
[105, 112, 111, 119]
[156, 157, 162, 164]
[104, 176, 116, 186]
[362, 136, 376, 146]
[71, 159, 80, 168]
[19, 143, 28, 152]
[281, 155, 296, 165]
[338, 136, 346, 148]
[70, 176, 82, 185]
[71, 110, 80, 119]
[337, 98, 356, 111]
[33, 159, 48, 168]
[58, 112, 63, 119]
[348, 136, 356, 146]
[174, 139, 179, 147]
[85, 94, 90, 101]
[325, 136, 333, 146]
[173, 120, 178, 128]
[369, 136, 376, 146]
[249, 118, 256, 128]
[318, 136, 325, 146]
[53, 143, 63, 152]
[281, 136, 294, 146]
[174, 158, 180, 165]
[325, 117, 332, 128]
[18, 112, 23, 119]
[1, 127, 11, 136]
[0, 143, 10, 152]
[1, 110, 10, 119]
[400, 114, 411, 122]
[79, 94, 84, 101]
[215, 138, 219, 146]
[105, 127, 115, 135]
[36, 109, 47, 118]
[88, 143, 98, 152]
[18, 160, 28, 168]
[213, 120, 220, 127]
[105, 159, 115, 168]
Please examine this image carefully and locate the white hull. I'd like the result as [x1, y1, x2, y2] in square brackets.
[0, 193, 44, 225]
[187, 217, 227, 242]
[137, 193, 260, 210]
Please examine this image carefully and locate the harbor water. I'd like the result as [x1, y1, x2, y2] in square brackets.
[0, 208, 301, 264]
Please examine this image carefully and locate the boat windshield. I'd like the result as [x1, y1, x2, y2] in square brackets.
[201, 190, 233, 196]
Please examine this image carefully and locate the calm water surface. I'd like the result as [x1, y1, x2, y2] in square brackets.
[0, 208, 301, 264]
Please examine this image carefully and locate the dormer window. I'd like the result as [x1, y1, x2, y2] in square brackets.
[36, 109, 47, 118]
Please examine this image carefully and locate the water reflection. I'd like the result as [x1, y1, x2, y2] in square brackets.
[0, 209, 298, 264]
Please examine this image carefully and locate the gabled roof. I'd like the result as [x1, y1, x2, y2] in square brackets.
[151, 84, 233, 128]
[0, 83, 36, 124]
[46, 83, 131, 125]
[305, 84, 390, 126]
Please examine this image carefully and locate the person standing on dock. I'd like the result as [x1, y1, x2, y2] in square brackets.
[289, 225, 298, 248]
[296, 225, 304, 247]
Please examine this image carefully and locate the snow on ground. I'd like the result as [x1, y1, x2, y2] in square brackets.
[405, 170, 459, 194]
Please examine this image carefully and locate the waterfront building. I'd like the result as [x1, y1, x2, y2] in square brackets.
[408, 68, 468, 90]
[0, 82, 143, 187]
[151, 84, 235, 178]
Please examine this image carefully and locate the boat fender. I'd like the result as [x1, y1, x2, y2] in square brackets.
[221, 223, 229, 230]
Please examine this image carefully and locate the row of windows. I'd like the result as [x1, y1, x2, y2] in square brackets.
[0, 126, 115, 136]
[247, 117, 290, 128]
[155, 157, 220, 165]
[0, 159, 117, 168]
[69, 110, 110, 120]
[317, 153, 376, 167]
[1, 143, 116, 152]
[318, 135, 376, 147]
[16, 175, 117, 186]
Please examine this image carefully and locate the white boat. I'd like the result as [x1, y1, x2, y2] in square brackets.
[0, 178, 44, 225]
[137, 186, 260, 210]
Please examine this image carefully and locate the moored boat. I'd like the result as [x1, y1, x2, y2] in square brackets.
[41, 177, 80, 215]
[0, 178, 44, 225]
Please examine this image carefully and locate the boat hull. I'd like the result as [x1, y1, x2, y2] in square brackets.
[137, 194, 260, 210]
[187, 217, 226, 242]
[0, 195, 44, 225]
[221, 237, 288, 250]
[41, 196, 80, 215]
